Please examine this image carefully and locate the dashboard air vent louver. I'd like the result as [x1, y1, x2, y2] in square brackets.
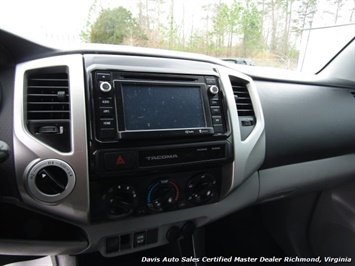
[27, 72, 69, 120]
[231, 80, 255, 117]
[25, 67, 71, 152]
[229, 76, 256, 140]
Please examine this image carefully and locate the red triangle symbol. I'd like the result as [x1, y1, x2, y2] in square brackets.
[116, 155, 126, 165]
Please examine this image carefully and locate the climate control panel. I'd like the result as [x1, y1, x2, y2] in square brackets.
[90, 168, 220, 221]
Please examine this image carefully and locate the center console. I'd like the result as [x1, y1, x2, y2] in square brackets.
[87, 69, 233, 221]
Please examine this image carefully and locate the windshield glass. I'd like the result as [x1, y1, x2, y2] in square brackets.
[0, 0, 354, 72]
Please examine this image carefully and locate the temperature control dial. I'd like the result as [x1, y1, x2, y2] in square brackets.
[147, 179, 179, 212]
[186, 173, 216, 205]
[102, 184, 138, 218]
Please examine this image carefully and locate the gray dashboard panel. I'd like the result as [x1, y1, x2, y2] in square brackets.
[259, 154, 355, 202]
[0, 239, 87, 256]
[255, 81, 355, 168]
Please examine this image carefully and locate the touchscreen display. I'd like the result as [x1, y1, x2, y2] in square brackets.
[122, 84, 206, 130]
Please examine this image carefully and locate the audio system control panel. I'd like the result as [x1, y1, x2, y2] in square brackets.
[87, 70, 233, 221]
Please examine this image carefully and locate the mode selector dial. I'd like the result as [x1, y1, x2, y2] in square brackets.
[147, 179, 179, 212]
[186, 173, 216, 205]
[102, 184, 138, 218]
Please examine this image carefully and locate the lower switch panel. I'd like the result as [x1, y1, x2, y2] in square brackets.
[105, 228, 158, 254]
[133, 231, 146, 247]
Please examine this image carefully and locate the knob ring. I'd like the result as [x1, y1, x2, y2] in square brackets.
[209, 85, 219, 95]
[99, 81, 112, 93]
[26, 159, 76, 203]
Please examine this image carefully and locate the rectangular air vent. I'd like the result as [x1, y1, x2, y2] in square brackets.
[230, 79, 255, 117]
[27, 72, 70, 120]
[229, 76, 256, 140]
[25, 68, 71, 152]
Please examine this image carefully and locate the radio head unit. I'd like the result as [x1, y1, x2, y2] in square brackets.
[91, 71, 228, 141]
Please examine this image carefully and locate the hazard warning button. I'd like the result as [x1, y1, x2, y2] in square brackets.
[103, 151, 138, 171]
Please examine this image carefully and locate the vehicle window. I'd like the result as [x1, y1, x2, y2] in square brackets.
[0, 0, 354, 72]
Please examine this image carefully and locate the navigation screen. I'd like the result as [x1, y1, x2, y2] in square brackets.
[122, 84, 206, 130]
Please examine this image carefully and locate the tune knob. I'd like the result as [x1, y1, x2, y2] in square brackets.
[102, 184, 138, 218]
[147, 179, 179, 212]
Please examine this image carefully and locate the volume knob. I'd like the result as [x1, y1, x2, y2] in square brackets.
[209, 85, 219, 95]
[100, 81, 112, 93]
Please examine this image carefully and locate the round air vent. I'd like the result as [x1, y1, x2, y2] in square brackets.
[26, 159, 75, 203]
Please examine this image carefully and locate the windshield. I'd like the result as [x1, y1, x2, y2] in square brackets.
[1, 0, 354, 72]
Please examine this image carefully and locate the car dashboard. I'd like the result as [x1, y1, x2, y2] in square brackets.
[0, 30, 354, 259]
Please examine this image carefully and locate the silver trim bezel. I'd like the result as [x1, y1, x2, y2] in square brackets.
[217, 66, 265, 192]
[14, 54, 90, 224]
